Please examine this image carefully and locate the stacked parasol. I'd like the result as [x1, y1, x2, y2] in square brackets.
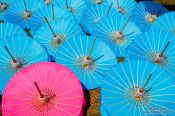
[0, 0, 175, 115]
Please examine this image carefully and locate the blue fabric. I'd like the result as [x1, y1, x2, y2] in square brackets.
[56, 35, 116, 90]
[108, 0, 136, 17]
[4, 0, 43, 29]
[151, 11, 175, 36]
[101, 59, 175, 115]
[133, 1, 168, 32]
[82, 4, 119, 34]
[55, 0, 87, 23]
[30, 5, 75, 32]
[0, 23, 26, 39]
[94, 14, 141, 57]
[127, 30, 175, 78]
[34, 17, 83, 58]
[0, 0, 14, 20]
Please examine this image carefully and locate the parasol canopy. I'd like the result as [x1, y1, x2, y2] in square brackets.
[34, 17, 82, 59]
[133, 1, 168, 32]
[30, 5, 75, 32]
[101, 59, 175, 115]
[151, 11, 175, 35]
[84, 0, 108, 5]
[127, 30, 175, 77]
[55, 0, 87, 23]
[94, 15, 141, 58]
[56, 35, 116, 90]
[0, 0, 13, 21]
[4, 0, 43, 29]
[82, 3, 118, 34]
[2, 62, 84, 116]
[0, 36, 48, 94]
[107, 0, 136, 17]
[0, 23, 26, 39]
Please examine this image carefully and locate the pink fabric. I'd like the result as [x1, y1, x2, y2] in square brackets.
[2, 62, 84, 116]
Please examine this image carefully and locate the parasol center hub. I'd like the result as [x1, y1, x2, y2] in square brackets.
[0, 2, 8, 11]
[44, 0, 51, 5]
[67, 7, 75, 14]
[114, 32, 125, 44]
[32, 89, 57, 112]
[83, 56, 93, 68]
[11, 61, 21, 69]
[146, 14, 157, 23]
[39, 95, 52, 104]
[154, 54, 165, 64]
[24, 10, 32, 19]
[116, 7, 125, 14]
[96, 0, 103, 4]
[134, 88, 146, 101]
[52, 34, 62, 44]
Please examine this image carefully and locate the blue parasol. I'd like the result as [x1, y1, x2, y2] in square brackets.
[108, 0, 136, 17]
[82, 3, 119, 34]
[0, 0, 13, 22]
[4, 0, 43, 29]
[55, 0, 87, 23]
[94, 15, 141, 59]
[34, 17, 82, 59]
[101, 59, 175, 115]
[84, 0, 108, 5]
[55, 35, 116, 90]
[127, 30, 175, 77]
[133, 1, 168, 32]
[0, 23, 26, 39]
[0, 36, 48, 94]
[30, 4, 74, 32]
[151, 11, 175, 35]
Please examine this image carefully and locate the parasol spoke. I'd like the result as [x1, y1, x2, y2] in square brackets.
[106, 3, 113, 16]
[23, 0, 27, 11]
[44, 17, 56, 36]
[160, 40, 171, 57]
[65, 0, 68, 9]
[124, 32, 135, 37]
[4, 46, 16, 63]
[116, 0, 119, 8]
[34, 82, 44, 98]
[143, 73, 152, 89]
[52, 4, 54, 20]
[92, 55, 104, 62]
[157, 6, 164, 16]
[121, 16, 132, 33]
[88, 38, 96, 57]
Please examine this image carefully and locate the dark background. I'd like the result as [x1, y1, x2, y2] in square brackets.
[136, 0, 175, 11]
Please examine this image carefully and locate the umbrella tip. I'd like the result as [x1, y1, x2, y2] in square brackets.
[117, 57, 125, 63]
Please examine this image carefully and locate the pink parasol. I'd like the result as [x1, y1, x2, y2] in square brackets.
[2, 62, 84, 116]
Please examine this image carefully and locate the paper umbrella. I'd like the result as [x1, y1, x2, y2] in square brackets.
[94, 14, 141, 58]
[132, 1, 168, 32]
[30, 4, 74, 32]
[82, 3, 118, 34]
[0, 36, 48, 94]
[34, 17, 82, 58]
[108, 0, 136, 17]
[0, 0, 13, 21]
[151, 11, 175, 35]
[84, 0, 109, 5]
[55, 0, 87, 23]
[56, 35, 116, 90]
[2, 62, 84, 116]
[127, 30, 175, 77]
[0, 23, 26, 39]
[5, 0, 43, 30]
[101, 59, 175, 115]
